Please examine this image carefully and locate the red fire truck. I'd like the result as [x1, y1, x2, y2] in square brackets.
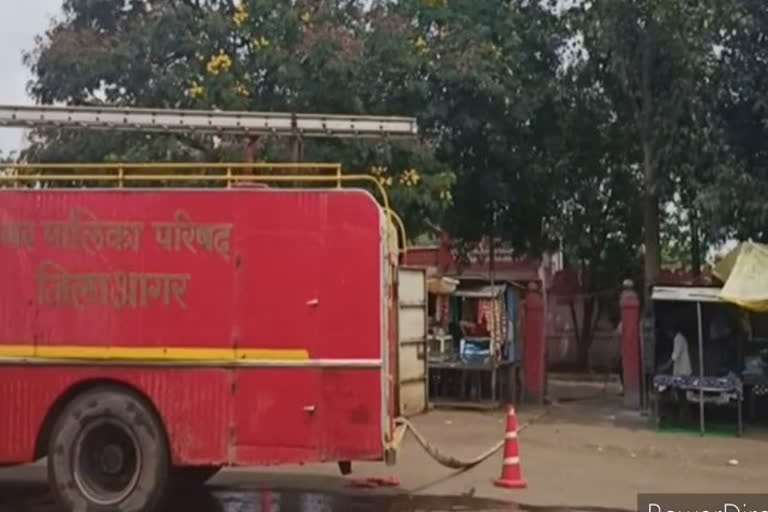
[0, 107, 427, 512]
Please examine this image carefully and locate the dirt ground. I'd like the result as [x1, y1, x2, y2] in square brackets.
[226, 379, 768, 509]
[2, 378, 766, 511]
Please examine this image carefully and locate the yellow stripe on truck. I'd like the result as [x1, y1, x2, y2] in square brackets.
[0, 345, 309, 362]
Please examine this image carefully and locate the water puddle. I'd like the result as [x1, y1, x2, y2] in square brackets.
[205, 490, 515, 511]
[0, 483, 515, 512]
[0, 481, 632, 512]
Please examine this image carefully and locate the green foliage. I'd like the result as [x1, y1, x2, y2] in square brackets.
[21, 0, 768, 327]
[396, 0, 570, 251]
[22, 0, 449, 237]
[546, 75, 643, 282]
[568, 0, 729, 289]
[692, 2, 768, 244]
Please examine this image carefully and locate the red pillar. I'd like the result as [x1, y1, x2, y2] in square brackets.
[620, 280, 641, 409]
[523, 283, 546, 404]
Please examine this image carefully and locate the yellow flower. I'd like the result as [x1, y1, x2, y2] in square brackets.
[439, 189, 453, 203]
[399, 168, 421, 187]
[379, 176, 393, 188]
[370, 165, 388, 177]
[186, 82, 205, 99]
[413, 36, 428, 56]
[300, 11, 311, 24]
[234, 82, 249, 97]
[252, 36, 270, 50]
[206, 51, 232, 75]
[233, 4, 249, 27]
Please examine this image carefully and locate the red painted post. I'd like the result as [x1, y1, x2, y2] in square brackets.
[523, 283, 546, 404]
[620, 280, 641, 409]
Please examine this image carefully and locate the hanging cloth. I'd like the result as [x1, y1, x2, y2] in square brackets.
[488, 298, 504, 358]
[434, 295, 450, 325]
[477, 300, 491, 329]
[440, 295, 450, 325]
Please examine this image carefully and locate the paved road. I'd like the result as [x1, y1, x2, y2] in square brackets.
[0, 464, 513, 512]
[0, 465, 629, 512]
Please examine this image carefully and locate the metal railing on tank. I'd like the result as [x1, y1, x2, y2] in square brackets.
[0, 161, 408, 256]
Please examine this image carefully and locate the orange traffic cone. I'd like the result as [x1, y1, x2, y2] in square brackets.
[494, 405, 527, 489]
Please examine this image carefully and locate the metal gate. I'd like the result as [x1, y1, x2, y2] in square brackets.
[397, 267, 428, 416]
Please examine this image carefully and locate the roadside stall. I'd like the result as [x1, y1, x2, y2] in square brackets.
[648, 242, 768, 435]
[645, 243, 768, 435]
[426, 275, 459, 354]
[428, 281, 522, 408]
[649, 286, 744, 436]
[715, 242, 768, 421]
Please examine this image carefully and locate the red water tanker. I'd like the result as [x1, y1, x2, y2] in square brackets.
[0, 176, 405, 512]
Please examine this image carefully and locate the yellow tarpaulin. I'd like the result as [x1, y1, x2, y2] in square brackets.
[427, 276, 459, 295]
[713, 243, 743, 282]
[717, 241, 768, 312]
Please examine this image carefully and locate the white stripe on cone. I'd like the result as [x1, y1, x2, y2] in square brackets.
[505, 431, 518, 439]
[508, 407, 516, 415]
[503, 457, 520, 465]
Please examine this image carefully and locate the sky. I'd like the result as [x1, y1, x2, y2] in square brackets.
[0, 0, 62, 156]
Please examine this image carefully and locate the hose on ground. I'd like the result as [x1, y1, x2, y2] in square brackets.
[393, 409, 549, 470]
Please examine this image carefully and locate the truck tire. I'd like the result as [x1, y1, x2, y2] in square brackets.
[47, 386, 170, 512]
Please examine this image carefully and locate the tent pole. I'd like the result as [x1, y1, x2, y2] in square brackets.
[697, 301, 705, 435]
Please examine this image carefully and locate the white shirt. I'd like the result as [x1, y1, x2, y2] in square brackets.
[672, 332, 693, 376]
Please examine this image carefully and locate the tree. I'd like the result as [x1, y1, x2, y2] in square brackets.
[23, 0, 453, 238]
[693, 1, 768, 244]
[658, 78, 730, 275]
[384, 0, 644, 368]
[542, 58, 643, 369]
[392, 0, 569, 252]
[572, 0, 726, 295]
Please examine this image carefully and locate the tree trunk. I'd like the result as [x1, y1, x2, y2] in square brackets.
[569, 299, 582, 354]
[690, 207, 701, 277]
[642, 143, 660, 300]
[489, 210, 496, 288]
[640, 34, 660, 302]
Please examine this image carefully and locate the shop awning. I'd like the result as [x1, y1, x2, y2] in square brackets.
[454, 284, 506, 299]
[715, 241, 768, 312]
[427, 276, 459, 295]
[651, 286, 723, 303]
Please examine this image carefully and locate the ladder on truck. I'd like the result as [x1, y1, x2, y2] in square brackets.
[0, 103, 413, 250]
[0, 104, 417, 138]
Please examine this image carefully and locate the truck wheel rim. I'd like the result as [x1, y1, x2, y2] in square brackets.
[73, 419, 142, 506]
